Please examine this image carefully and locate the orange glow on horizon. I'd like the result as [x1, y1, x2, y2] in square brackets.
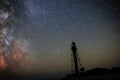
[0, 55, 7, 70]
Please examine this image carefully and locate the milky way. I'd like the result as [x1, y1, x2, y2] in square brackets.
[0, 0, 120, 79]
[0, 0, 29, 74]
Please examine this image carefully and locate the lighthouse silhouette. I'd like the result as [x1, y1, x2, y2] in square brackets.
[71, 41, 80, 77]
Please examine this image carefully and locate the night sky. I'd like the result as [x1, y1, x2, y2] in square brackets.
[3, 0, 120, 78]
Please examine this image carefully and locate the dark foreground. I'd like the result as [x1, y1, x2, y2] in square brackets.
[62, 74, 120, 80]
[62, 67, 120, 80]
[0, 67, 120, 80]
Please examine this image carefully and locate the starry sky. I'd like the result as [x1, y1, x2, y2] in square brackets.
[7, 0, 120, 77]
